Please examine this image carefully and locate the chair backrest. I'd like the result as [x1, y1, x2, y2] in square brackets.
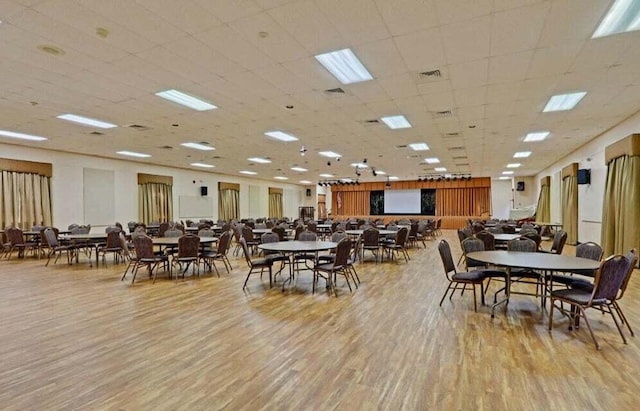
[294, 225, 304, 240]
[395, 227, 408, 246]
[164, 228, 182, 238]
[178, 234, 200, 258]
[592, 255, 632, 302]
[215, 231, 232, 255]
[198, 229, 215, 237]
[298, 230, 317, 241]
[550, 230, 568, 253]
[576, 242, 604, 261]
[241, 226, 255, 242]
[133, 235, 155, 259]
[507, 237, 537, 252]
[239, 238, 253, 266]
[462, 237, 486, 268]
[119, 232, 130, 258]
[362, 228, 379, 246]
[487, 226, 503, 234]
[331, 231, 347, 243]
[521, 232, 542, 249]
[475, 230, 495, 251]
[306, 222, 317, 233]
[260, 232, 279, 256]
[6, 228, 25, 245]
[106, 230, 121, 248]
[43, 227, 59, 248]
[132, 226, 147, 239]
[333, 237, 352, 266]
[472, 222, 485, 234]
[408, 223, 419, 237]
[158, 222, 170, 237]
[271, 226, 286, 241]
[438, 240, 456, 279]
[617, 249, 638, 299]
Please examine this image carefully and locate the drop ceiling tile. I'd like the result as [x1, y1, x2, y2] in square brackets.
[191, 0, 263, 23]
[393, 28, 446, 72]
[195, 25, 274, 71]
[448, 59, 489, 89]
[314, 0, 390, 46]
[441, 15, 491, 64]
[434, 0, 492, 25]
[488, 51, 534, 83]
[374, 0, 439, 36]
[267, 0, 347, 54]
[490, 2, 549, 56]
[377, 73, 420, 100]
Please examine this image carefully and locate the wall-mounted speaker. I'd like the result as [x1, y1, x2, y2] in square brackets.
[200, 186, 208, 196]
[516, 181, 525, 191]
[305, 188, 312, 197]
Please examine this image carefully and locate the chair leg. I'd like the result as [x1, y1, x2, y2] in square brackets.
[613, 302, 634, 336]
[607, 304, 628, 345]
[578, 307, 600, 350]
[472, 284, 477, 312]
[439, 282, 453, 306]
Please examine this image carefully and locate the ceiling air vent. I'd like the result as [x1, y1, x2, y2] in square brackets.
[447, 146, 465, 151]
[127, 124, 150, 131]
[420, 69, 442, 78]
[160, 145, 173, 149]
[394, 144, 408, 149]
[324, 87, 345, 94]
[89, 131, 104, 136]
[445, 132, 460, 137]
[456, 163, 470, 166]
[432, 110, 453, 119]
[452, 156, 468, 160]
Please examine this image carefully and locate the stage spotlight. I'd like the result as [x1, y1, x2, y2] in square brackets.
[372, 168, 377, 177]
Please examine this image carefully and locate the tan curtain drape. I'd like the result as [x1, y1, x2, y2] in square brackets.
[535, 177, 551, 223]
[332, 191, 369, 215]
[0, 170, 52, 229]
[435, 188, 490, 216]
[219, 188, 239, 221]
[269, 192, 283, 218]
[138, 182, 173, 223]
[561, 175, 578, 245]
[601, 155, 640, 256]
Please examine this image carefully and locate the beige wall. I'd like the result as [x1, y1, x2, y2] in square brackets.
[0, 143, 313, 229]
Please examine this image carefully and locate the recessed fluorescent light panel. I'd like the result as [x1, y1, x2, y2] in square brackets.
[319, 173, 334, 178]
[381, 115, 412, 129]
[57, 114, 117, 129]
[507, 163, 521, 168]
[513, 151, 532, 158]
[117, 151, 150, 158]
[389, 176, 399, 180]
[300, 180, 312, 184]
[543, 92, 587, 112]
[248, 157, 271, 164]
[274, 176, 288, 180]
[319, 151, 342, 158]
[190, 163, 214, 168]
[351, 163, 368, 168]
[265, 131, 298, 142]
[376, 171, 386, 175]
[408, 143, 429, 151]
[424, 158, 440, 164]
[0, 129, 48, 141]
[290, 166, 308, 172]
[240, 170, 258, 175]
[502, 171, 514, 175]
[434, 167, 447, 172]
[314, 48, 373, 84]
[155, 89, 217, 111]
[181, 142, 215, 151]
[592, 0, 640, 38]
[524, 131, 550, 142]
[499, 176, 511, 180]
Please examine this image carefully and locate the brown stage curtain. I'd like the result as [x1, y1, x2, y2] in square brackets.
[268, 192, 283, 219]
[0, 170, 52, 229]
[333, 191, 370, 216]
[436, 188, 490, 216]
[138, 182, 173, 224]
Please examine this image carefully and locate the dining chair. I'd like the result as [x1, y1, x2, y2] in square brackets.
[173, 234, 200, 278]
[539, 230, 567, 254]
[122, 235, 170, 284]
[437, 239, 487, 312]
[361, 227, 381, 263]
[313, 237, 354, 297]
[43, 227, 75, 266]
[549, 242, 604, 288]
[548, 254, 632, 350]
[200, 231, 233, 277]
[97, 230, 123, 267]
[382, 227, 410, 263]
[240, 238, 274, 290]
[506, 237, 544, 305]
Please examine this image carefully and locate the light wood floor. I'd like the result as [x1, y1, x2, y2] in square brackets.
[1, 231, 639, 410]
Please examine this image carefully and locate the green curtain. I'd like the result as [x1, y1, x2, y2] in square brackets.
[269, 192, 283, 218]
[601, 155, 640, 256]
[138, 182, 173, 224]
[561, 175, 578, 245]
[0, 170, 52, 229]
[535, 180, 551, 223]
[219, 188, 239, 221]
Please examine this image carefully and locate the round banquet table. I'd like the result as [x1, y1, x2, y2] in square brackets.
[258, 241, 338, 291]
[467, 251, 601, 317]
